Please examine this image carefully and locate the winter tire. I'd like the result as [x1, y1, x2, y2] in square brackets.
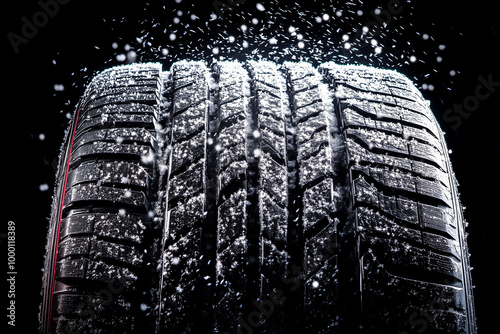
[40, 61, 476, 334]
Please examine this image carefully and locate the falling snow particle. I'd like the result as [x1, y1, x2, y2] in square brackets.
[439, 44, 446, 50]
[256, 3, 265, 11]
[39, 184, 49, 191]
[450, 70, 457, 76]
[169, 33, 177, 41]
[410, 55, 417, 63]
[312, 281, 319, 288]
[127, 50, 137, 62]
[54, 84, 64, 91]
[39, 133, 46, 141]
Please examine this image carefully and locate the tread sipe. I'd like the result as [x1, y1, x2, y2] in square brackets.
[41, 61, 475, 334]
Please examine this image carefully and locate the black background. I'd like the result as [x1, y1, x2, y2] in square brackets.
[2, 0, 499, 333]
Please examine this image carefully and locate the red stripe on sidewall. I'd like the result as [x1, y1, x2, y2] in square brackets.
[48, 104, 81, 334]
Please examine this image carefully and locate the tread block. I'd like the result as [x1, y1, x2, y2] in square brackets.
[260, 192, 287, 249]
[220, 97, 246, 123]
[86, 103, 157, 119]
[304, 255, 339, 333]
[216, 238, 247, 291]
[365, 236, 463, 282]
[261, 238, 287, 278]
[74, 127, 154, 149]
[168, 160, 204, 201]
[260, 152, 288, 207]
[260, 129, 286, 160]
[77, 114, 156, 134]
[174, 84, 208, 112]
[352, 165, 452, 206]
[217, 190, 247, 252]
[71, 142, 154, 165]
[219, 160, 247, 192]
[170, 130, 206, 174]
[58, 237, 142, 267]
[362, 253, 468, 333]
[55, 258, 138, 289]
[164, 228, 202, 293]
[299, 146, 333, 186]
[357, 207, 422, 244]
[167, 194, 205, 242]
[67, 161, 150, 189]
[171, 102, 207, 140]
[160, 278, 199, 333]
[84, 92, 159, 112]
[304, 221, 337, 278]
[303, 178, 336, 234]
[419, 203, 458, 239]
[60, 213, 145, 243]
[353, 175, 420, 225]
[63, 184, 147, 209]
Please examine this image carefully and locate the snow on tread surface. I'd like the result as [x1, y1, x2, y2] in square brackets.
[41, 61, 475, 334]
[41, 63, 162, 334]
[320, 62, 474, 333]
